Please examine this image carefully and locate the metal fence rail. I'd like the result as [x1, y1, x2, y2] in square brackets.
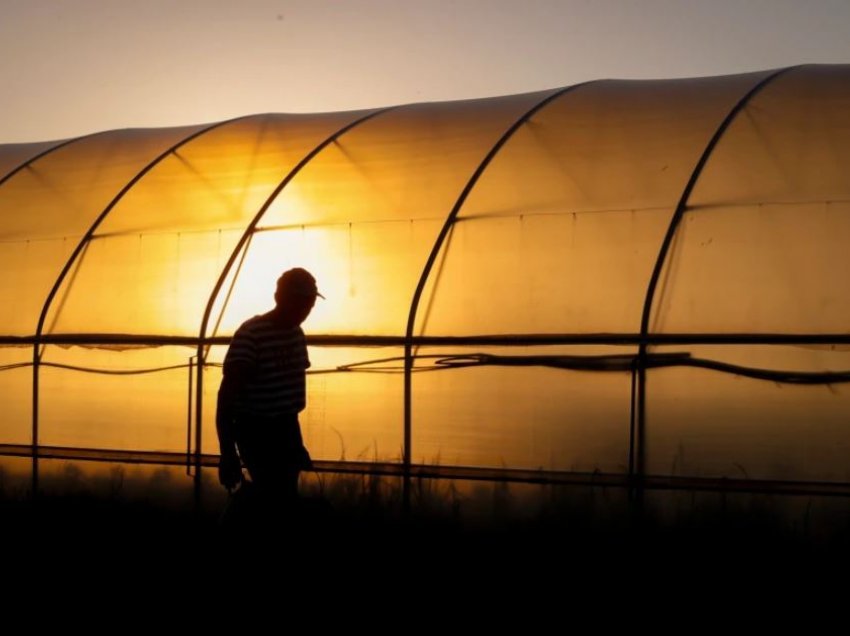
[3, 443, 850, 499]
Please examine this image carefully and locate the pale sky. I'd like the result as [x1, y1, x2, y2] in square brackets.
[2, 0, 849, 143]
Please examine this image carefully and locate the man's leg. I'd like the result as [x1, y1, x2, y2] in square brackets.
[236, 416, 301, 504]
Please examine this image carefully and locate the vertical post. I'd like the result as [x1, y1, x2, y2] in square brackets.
[31, 448, 39, 501]
[32, 347, 40, 498]
[194, 345, 204, 502]
[403, 341, 412, 514]
[628, 356, 637, 497]
[187, 356, 194, 476]
[635, 356, 647, 506]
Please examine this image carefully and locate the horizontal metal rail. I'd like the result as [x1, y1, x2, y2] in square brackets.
[3, 443, 850, 498]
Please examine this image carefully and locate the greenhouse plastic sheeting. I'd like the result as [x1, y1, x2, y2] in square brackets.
[2, 65, 849, 485]
[0, 140, 63, 179]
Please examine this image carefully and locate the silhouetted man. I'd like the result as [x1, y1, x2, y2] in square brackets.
[217, 268, 322, 503]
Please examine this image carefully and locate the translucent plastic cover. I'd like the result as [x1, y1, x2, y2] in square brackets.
[1, 66, 848, 486]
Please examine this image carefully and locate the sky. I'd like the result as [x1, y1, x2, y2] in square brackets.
[2, 0, 849, 143]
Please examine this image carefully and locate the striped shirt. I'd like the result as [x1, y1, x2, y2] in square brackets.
[223, 314, 311, 417]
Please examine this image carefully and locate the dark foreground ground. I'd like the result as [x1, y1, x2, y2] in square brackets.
[4, 462, 850, 585]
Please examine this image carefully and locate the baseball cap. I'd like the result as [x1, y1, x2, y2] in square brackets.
[277, 267, 325, 299]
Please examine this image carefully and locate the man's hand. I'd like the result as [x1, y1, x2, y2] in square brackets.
[218, 452, 243, 490]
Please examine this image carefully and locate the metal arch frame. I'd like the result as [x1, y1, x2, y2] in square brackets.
[31, 115, 256, 455]
[402, 83, 595, 479]
[193, 107, 396, 475]
[633, 66, 799, 483]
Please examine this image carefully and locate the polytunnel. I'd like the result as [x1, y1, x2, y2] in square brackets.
[1, 64, 849, 495]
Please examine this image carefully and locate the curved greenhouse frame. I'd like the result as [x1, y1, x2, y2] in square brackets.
[2, 64, 849, 495]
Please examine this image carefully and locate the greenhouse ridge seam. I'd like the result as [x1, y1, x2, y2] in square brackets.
[0, 129, 112, 189]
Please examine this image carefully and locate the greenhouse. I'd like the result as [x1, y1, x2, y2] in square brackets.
[1, 64, 849, 495]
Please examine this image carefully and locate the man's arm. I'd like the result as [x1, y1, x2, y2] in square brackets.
[216, 360, 253, 489]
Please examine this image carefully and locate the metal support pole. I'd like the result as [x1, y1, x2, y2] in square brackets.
[634, 67, 795, 498]
[402, 83, 593, 516]
[187, 356, 195, 476]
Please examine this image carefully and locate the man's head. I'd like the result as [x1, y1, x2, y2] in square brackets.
[274, 268, 323, 325]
